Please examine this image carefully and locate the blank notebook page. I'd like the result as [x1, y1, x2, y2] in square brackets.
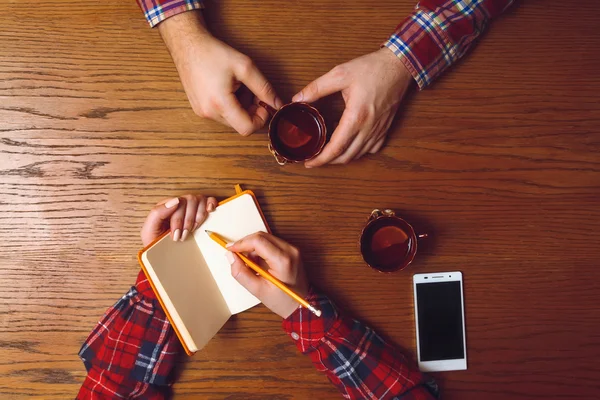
[194, 193, 266, 314]
[142, 236, 231, 353]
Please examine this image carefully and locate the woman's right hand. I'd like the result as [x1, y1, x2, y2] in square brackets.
[226, 232, 309, 319]
[158, 11, 282, 136]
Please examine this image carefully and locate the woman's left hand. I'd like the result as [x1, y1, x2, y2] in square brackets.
[140, 194, 218, 246]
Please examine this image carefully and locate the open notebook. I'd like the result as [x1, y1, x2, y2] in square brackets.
[138, 188, 269, 355]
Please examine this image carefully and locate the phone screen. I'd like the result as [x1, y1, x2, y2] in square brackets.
[416, 281, 465, 361]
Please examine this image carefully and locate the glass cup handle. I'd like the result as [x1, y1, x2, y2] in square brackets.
[268, 143, 287, 166]
[369, 209, 382, 222]
[258, 101, 277, 116]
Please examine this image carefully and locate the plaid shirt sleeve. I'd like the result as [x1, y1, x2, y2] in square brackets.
[384, 0, 515, 89]
[77, 270, 182, 399]
[283, 290, 439, 400]
[77, 280, 437, 399]
[135, 0, 205, 28]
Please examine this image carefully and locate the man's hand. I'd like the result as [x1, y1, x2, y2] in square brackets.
[293, 48, 413, 167]
[226, 232, 309, 319]
[159, 11, 282, 136]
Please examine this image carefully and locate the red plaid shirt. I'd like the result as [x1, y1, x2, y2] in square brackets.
[135, 0, 515, 88]
[77, 271, 438, 399]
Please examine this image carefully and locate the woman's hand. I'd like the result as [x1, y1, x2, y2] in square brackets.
[293, 48, 413, 167]
[226, 232, 309, 319]
[159, 11, 282, 136]
[140, 194, 218, 247]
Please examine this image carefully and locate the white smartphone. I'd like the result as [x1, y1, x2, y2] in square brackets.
[413, 271, 467, 372]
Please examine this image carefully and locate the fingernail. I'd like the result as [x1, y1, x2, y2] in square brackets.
[305, 164, 313, 169]
[181, 229, 189, 242]
[165, 198, 179, 208]
[208, 203, 215, 212]
[292, 93, 303, 102]
[193, 222, 200, 231]
[225, 251, 235, 265]
[275, 98, 284, 109]
[173, 229, 181, 242]
[226, 242, 234, 248]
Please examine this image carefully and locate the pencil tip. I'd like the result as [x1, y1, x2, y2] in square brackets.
[205, 230, 211, 234]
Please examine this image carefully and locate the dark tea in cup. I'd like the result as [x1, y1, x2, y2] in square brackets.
[260, 101, 326, 165]
[360, 209, 427, 272]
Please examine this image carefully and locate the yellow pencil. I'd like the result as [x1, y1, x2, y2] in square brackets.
[206, 230, 322, 317]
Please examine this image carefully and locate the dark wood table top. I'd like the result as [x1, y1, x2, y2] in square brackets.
[1, 0, 599, 399]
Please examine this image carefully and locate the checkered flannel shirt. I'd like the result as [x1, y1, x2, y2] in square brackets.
[135, 0, 514, 88]
[77, 271, 438, 399]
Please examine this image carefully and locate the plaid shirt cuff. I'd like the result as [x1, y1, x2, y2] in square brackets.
[136, 0, 205, 28]
[383, 7, 461, 90]
[282, 289, 339, 353]
[282, 289, 439, 399]
[77, 271, 181, 398]
[384, 0, 514, 89]
[136, 269, 157, 299]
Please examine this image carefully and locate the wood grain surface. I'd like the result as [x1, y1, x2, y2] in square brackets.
[1, 0, 600, 399]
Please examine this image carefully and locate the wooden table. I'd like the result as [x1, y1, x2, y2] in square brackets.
[1, 0, 599, 398]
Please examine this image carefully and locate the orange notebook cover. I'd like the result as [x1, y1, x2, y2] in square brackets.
[137, 185, 270, 355]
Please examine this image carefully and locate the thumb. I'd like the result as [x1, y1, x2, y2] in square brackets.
[227, 251, 264, 297]
[148, 198, 180, 226]
[141, 197, 180, 246]
[292, 66, 346, 103]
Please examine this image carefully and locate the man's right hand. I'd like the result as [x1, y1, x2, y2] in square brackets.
[158, 11, 282, 136]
